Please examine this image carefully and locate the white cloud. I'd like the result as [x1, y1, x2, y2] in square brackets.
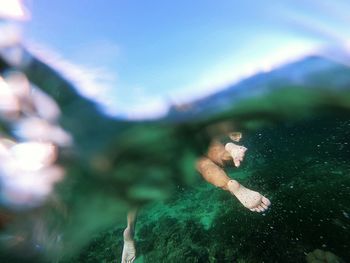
[25, 42, 170, 119]
[26, 37, 324, 121]
[169, 39, 319, 104]
[27, 42, 114, 97]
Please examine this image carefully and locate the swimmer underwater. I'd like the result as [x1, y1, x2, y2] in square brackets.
[0, 3, 273, 262]
[121, 132, 271, 262]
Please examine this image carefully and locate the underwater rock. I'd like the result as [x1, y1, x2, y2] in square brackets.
[306, 249, 344, 263]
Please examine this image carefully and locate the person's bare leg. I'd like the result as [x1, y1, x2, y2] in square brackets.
[196, 157, 231, 190]
[121, 208, 137, 263]
[196, 142, 271, 212]
[207, 140, 233, 167]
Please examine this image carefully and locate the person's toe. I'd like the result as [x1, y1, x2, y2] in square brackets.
[261, 203, 268, 210]
[262, 196, 271, 207]
[257, 205, 265, 212]
[239, 146, 247, 152]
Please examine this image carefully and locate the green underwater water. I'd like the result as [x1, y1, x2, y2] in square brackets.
[73, 114, 350, 263]
[2, 54, 350, 262]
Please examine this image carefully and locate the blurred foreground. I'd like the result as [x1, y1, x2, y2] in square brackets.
[1, 48, 350, 262]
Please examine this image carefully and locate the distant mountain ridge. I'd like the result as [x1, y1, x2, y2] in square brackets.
[166, 55, 350, 121]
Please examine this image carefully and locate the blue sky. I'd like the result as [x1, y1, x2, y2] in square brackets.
[21, 0, 350, 119]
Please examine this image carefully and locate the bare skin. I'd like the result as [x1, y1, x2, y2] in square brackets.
[121, 134, 271, 262]
[121, 208, 137, 263]
[196, 139, 271, 212]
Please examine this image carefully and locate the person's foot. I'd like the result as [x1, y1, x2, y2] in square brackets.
[225, 142, 247, 167]
[227, 180, 271, 212]
[121, 228, 136, 263]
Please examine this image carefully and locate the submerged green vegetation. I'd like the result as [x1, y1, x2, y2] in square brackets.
[2, 54, 350, 262]
[74, 115, 350, 263]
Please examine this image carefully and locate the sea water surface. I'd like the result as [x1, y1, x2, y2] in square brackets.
[1, 39, 350, 263]
[69, 59, 350, 263]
